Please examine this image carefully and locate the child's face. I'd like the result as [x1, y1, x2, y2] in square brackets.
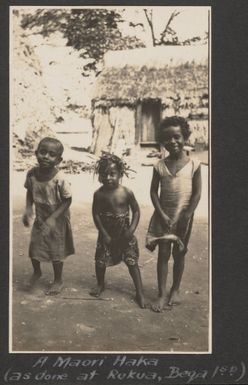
[100, 163, 121, 189]
[36, 141, 62, 169]
[160, 125, 185, 156]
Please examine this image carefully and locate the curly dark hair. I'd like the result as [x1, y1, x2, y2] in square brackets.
[159, 116, 191, 141]
[95, 152, 133, 180]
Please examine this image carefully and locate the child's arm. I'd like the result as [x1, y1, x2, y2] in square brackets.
[45, 198, 72, 231]
[179, 165, 202, 224]
[92, 191, 111, 245]
[22, 189, 34, 227]
[150, 168, 171, 229]
[44, 175, 73, 233]
[123, 189, 140, 239]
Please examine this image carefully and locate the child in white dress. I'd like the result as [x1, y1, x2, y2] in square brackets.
[146, 117, 202, 311]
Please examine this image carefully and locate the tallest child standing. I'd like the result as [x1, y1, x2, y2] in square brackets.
[146, 117, 202, 312]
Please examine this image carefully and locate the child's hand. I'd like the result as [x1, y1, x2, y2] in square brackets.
[45, 217, 56, 233]
[160, 213, 172, 231]
[41, 217, 56, 237]
[22, 213, 30, 227]
[177, 209, 192, 230]
[22, 209, 33, 227]
[46, 217, 56, 229]
[123, 229, 133, 241]
[180, 209, 192, 221]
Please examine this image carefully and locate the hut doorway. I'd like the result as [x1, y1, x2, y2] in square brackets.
[140, 100, 161, 144]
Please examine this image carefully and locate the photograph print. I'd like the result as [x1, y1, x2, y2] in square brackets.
[10, 5, 210, 353]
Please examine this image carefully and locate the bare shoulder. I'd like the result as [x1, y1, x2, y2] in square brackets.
[122, 186, 136, 200]
[122, 186, 139, 211]
[93, 187, 103, 200]
[153, 158, 165, 175]
[122, 185, 133, 195]
[189, 157, 201, 173]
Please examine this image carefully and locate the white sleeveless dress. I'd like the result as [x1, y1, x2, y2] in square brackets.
[146, 157, 200, 253]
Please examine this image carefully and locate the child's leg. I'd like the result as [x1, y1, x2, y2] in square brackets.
[127, 264, 145, 309]
[168, 218, 193, 305]
[152, 241, 171, 312]
[29, 258, 42, 286]
[90, 263, 106, 297]
[47, 261, 64, 295]
[168, 245, 185, 305]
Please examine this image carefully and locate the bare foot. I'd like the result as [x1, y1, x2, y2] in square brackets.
[89, 285, 104, 298]
[135, 293, 146, 309]
[168, 289, 181, 306]
[46, 281, 64, 296]
[29, 272, 42, 288]
[151, 296, 166, 312]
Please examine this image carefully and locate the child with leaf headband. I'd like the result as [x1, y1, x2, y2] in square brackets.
[91, 152, 145, 308]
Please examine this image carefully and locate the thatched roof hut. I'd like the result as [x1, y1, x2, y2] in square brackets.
[91, 46, 208, 155]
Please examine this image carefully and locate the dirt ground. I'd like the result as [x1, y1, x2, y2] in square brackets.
[11, 163, 209, 353]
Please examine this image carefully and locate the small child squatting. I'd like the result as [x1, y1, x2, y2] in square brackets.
[91, 153, 145, 308]
[22, 137, 74, 295]
[146, 117, 202, 312]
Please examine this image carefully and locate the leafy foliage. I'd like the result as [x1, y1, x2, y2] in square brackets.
[21, 9, 69, 36]
[21, 9, 145, 67]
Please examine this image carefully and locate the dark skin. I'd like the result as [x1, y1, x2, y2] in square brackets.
[22, 141, 72, 295]
[150, 125, 201, 311]
[91, 164, 145, 309]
